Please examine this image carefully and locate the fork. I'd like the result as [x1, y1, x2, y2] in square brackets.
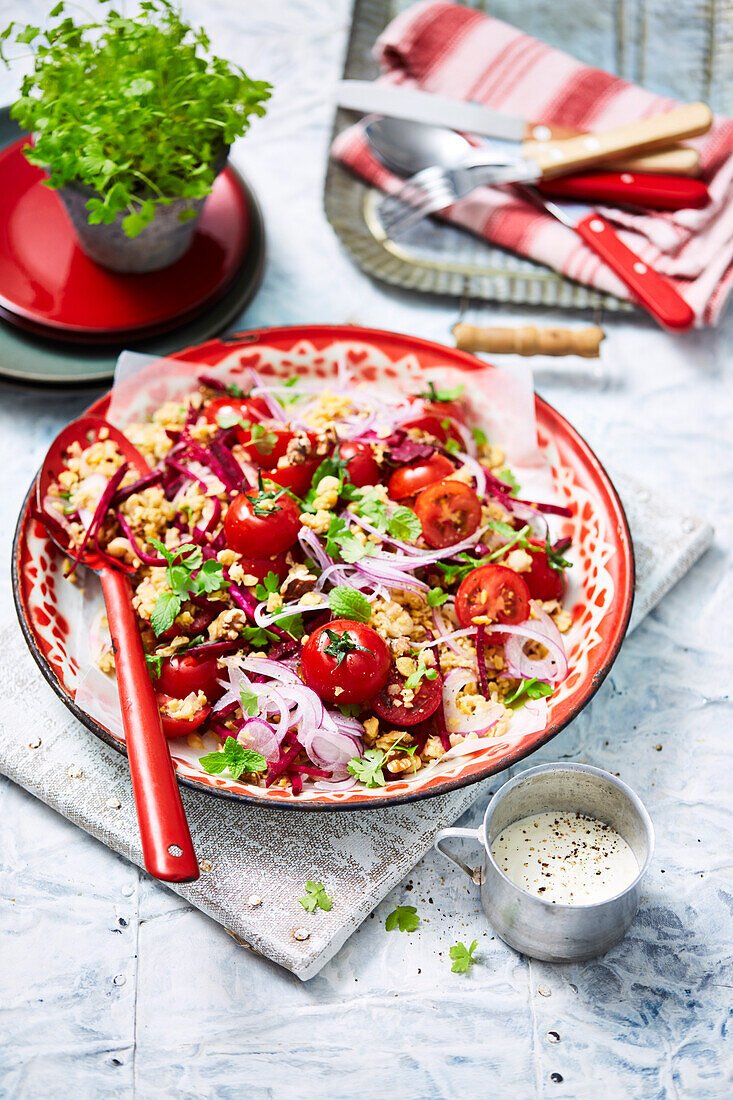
[379, 162, 529, 237]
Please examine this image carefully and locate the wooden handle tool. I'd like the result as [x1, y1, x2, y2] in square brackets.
[453, 323, 606, 358]
[522, 102, 712, 179]
[523, 123, 701, 176]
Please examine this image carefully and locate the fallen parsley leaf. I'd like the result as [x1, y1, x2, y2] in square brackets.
[444, 437, 461, 455]
[504, 678, 553, 707]
[426, 586, 449, 607]
[385, 905, 421, 933]
[419, 381, 465, 402]
[497, 467, 520, 496]
[240, 625, 279, 648]
[199, 736, 266, 781]
[328, 586, 372, 624]
[239, 685, 260, 716]
[449, 939, 478, 973]
[255, 571, 281, 601]
[404, 656, 438, 693]
[298, 881, 333, 913]
[347, 749, 386, 788]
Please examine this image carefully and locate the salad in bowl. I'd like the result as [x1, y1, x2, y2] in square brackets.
[39, 348, 575, 800]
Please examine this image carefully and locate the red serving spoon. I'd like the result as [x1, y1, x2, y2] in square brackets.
[37, 416, 200, 883]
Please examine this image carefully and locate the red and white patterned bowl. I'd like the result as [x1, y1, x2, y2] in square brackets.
[12, 326, 634, 810]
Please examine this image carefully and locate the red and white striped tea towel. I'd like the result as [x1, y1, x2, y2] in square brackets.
[331, 0, 733, 325]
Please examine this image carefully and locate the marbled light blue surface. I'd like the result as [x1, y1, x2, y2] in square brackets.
[1, 2, 732, 1097]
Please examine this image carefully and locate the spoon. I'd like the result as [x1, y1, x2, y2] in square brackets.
[37, 416, 200, 883]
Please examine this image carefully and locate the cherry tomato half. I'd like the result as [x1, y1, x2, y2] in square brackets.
[524, 539, 565, 601]
[455, 564, 531, 644]
[224, 489, 301, 557]
[388, 453, 455, 501]
[238, 551, 290, 585]
[414, 478, 481, 549]
[156, 652, 221, 699]
[300, 619, 391, 705]
[204, 395, 270, 428]
[371, 665, 443, 727]
[156, 693, 211, 739]
[338, 441, 382, 488]
[239, 428, 321, 473]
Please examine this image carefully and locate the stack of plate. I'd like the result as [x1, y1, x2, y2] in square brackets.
[0, 108, 265, 384]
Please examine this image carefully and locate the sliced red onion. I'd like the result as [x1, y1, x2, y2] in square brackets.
[509, 501, 548, 539]
[420, 626, 477, 652]
[348, 511, 424, 556]
[497, 606, 568, 684]
[74, 473, 109, 529]
[313, 776, 358, 793]
[298, 527, 334, 572]
[253, 596, 329, 628]
[515, 497, 572, 518]
[454, 452, 486, 496]
[240, 656, 302, 683]
[442, 667, 505, 736]
[238, 717, 281, 761]
[353, 559, 430, 593]
[248, 369, 287, 422]
[430, 602, 466, 657]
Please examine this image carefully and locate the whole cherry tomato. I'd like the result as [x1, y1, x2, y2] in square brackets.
[338, 441, 382, 488]
[414, 478, 481, 549]
[401, 409, 463, 447]
[239, 428, 321, 473]
[524, 539, 566, 601]
[267, 457, 322, 498]
[156, 651, 221, 699]
[238, 551, 290, 585]
[387, 453, 455, 501]
[224, 485, 301, 557]
[204, 395, 270, 428]
[300, 619, 391, 704]
[371, 665, 443, 726]
[156, 692, 211, 739]
[455, 563, 531, 644]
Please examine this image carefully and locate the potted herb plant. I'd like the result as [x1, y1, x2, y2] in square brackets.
[1, 1, 271, 273]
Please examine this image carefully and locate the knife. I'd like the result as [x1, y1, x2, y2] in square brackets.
[536, 172, 709, 210]
[338, 80, 708, 177]
[520, 189, 695, 330]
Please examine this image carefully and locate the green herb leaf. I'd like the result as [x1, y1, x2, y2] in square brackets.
[150, 591, 181, 637]
[239, 685, 260, 716]
[546, 536, 572, 574]
[240, 625, 279, 648]
[504, 678, 553, 708]
[323, 627, 372, 667]
[255, 571, 281, 601]
[338, 703, 362, 718]
[347, 749, 386, 788]
[444, 438, 461, 455]
[199, 735, 266, 781]
[388, 505, 421, 542]
[273, 612, 304, 640]
[426, 586, 449, 607]
[298, 880, 333, 913]
[472, 427, 488, 448]
[145, 652, 164, 678]
[385, 905, 421, 933]
[497, 467, 520, 496]
[449, 939, 478, 973]
[418, 381, 464, 402]
[328, 586, 372, 624]
[192, 559, 226, 595]
[404, 656, 438, 693]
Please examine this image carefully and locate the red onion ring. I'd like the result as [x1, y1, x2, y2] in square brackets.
[497, 607, 568, 683]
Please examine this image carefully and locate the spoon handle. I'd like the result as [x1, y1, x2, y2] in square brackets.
[100, 568, 200, 882]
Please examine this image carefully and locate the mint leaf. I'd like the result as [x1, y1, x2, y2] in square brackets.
[328, 586, 372, 624]
[199, 736, 266, 780]
[298, 881, 332, 913]
[388, 506, 421, 542]
[450, 939, 478, 973]
[150, 591, 181, 637]
[385, 905, 420, 933]
[347, 749, 386, 788]
[198, 750, 229, 774]
[274, 612, 304, 640]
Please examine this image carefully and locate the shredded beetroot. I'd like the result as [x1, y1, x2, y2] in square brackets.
[184, 638, 244, 658]
[114, 511, 168, 566]
[110, 469, 163, 506]
[183, 442, 239, 492]
[229, 582, 298, 645]
[210, 439, 244, 490]
[68, 462, 129, 575]
[476, 625, 490, 700]
[291, 765, 333, 778]
[290, 773, 303, 795]
[515, 497, 572, 518]
[209, 722, 234, 741]
[164, 454, 209, 491]
[268, 637, 301, 660]
[435, 697, 451, 752]
[214, 699, 240, 720]
[385, 429, 435, 464]
[197, 373, 230, 393]
[163, 474, 184, 501]
[192, 497, 222, 541]
[265, 741, 302, 786]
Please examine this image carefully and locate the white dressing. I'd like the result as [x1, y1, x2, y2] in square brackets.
[490, 810, 639, 905]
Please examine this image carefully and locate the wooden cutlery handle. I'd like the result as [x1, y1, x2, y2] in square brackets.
[523, 123, 701, 175]
[523, 102, 712, 179]
[453, 323, 605, 358]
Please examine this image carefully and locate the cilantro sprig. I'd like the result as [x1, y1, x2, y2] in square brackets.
[199, 736, 266, 781]
[417, 381, 464, 403]
[449, 939, 479, 973]
[2, 1, 271, 238]
[298, 881, 333, 913]
[385, 905, 421, 933]
[148, 539, 227, 636]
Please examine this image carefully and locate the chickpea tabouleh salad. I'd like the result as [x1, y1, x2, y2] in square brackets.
[41, 366, 573, 795]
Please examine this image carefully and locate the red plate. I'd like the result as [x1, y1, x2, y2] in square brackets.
[12, 327, 634, 811]
[0, 137, 250, 339]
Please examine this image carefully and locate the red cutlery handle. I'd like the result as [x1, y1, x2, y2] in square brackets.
[100, 568, 199, 883]
[575, 214, 695, 331]
[538, 172, 710, 211]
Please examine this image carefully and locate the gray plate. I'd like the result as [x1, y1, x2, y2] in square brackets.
[324, 0, 633, 313]
[0, 108, 266, 385]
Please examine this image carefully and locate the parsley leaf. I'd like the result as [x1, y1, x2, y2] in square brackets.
[347, 749, 386, 788]
[449, 939, 478, 973]
[298, 881, 333, 913]
[240, 625, 279, 648]
[325, 515, 349, 558]
[255, 571, 281, 601]
[328, 586, 372, 623]
[418, 381, 465, 402]
[338, 534, 377, 564]
[483, 521, 533, 562]
[472, 427, 488, 448]
[145, 652, 164, 679]
[504, 678, 553, 708]
[148, 539, 228, 635]
[195, 559, 226, 594]
[299, 455, 349, 512]
[444, 437, 461, 456]
[404, 656, 438, 693]
[385, 905, 421, 933]
[497, 467, 520, 496]
[388, 505, 421, 542]
[199, 736, 266, 781]
[239, 685, 260, 716]
[436, 552, 490, 586]
[426, 586, 449, 607]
